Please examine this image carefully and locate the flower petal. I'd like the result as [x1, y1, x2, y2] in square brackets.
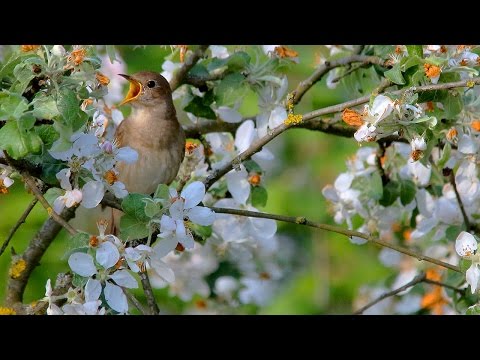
[104, 282, 128, 313]
[467, 263, 480, 294]
[235, 120, 255, 153]
[116, 147, 138, 163]
[151, 258, 175, 283]
[109, 270, 138, 289]
[153, 235, 178, 258]
[186, 206, 216, 226]
[96, 241, 120, 269]
[217, 106, 242, 123]
[226, 168, 250, 205]
[85, 278, 102, 302]
[456, 231, 478, 258]
[81, 180, 105, 208]
[181, 181, 205, 209]
[68, 252, 96, 277]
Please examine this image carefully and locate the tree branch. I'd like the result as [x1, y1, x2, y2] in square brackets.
[0, 197, 38, 257]
[20, 171, 78, 236]
[208, 206, 460, 273]
[449, 172, 471, 231]
[423, 278, 465, 295]
[203, 77, 480, 191]
[354, 273, 426, 315]
[5, 206, 77, 306]
[170, 45, 210, 91]
[292, 55, 388, 105]
[139, 271, 160, 315]
[123, 288, 148, 315]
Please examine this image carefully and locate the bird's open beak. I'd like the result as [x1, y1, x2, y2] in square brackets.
[118, 74, 143, 106]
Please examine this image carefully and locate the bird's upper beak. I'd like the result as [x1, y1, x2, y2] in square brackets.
[118, 74, 143, 106]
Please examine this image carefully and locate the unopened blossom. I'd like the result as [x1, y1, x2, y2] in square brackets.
[456, 231, 480, 293]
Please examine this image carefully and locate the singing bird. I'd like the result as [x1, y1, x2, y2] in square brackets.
[111, 72, 186, 233]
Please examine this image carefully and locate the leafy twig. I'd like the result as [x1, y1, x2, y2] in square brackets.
[0, 197, 38, 257]
[170, 45, 210, 91]
[449, 172, 471, 231]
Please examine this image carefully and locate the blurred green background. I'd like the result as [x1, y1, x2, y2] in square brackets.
[0, 45, 393, 313]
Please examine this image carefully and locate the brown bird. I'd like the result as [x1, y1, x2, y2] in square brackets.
[111, 71, 186, 234]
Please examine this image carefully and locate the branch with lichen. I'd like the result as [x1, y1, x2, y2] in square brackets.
[5, 206, 77, 309]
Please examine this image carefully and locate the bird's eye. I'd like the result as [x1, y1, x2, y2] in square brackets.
[147, 80, 156, 88]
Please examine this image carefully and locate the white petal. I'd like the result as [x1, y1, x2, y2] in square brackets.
[56, 168, 72, 190]
[151, 258, 175, 283]
[370, 95, 394, 123]
[68, 252, 96, 277]
[334, 173, 354, 192]
[169, 199, 185, 220]
[81, 180, 105, 208]
[3, 176, 14, 188]
[226, 168, 250, 205]
[104, 282, 129, 313]
[53, 196, 66, 215]
[160, 214, 176, 232]
[181, 181, 205, 209]
[45, 279, 53, 297]
[47, 303, 63, 315]
[250, 216, 277, 239]
[180, 232, 195, 249]
[85, 278, 102, 302]
[96, 241, 120, 269]
[83, 300, 102, 315]
[456, 231, 478, 257]
[153, 235, 178, 257]
[235, 120, 255, 153]
[125, 247, 141, 261]
[186, 206, 216, 226]
[217, 106, 242, 123]
[64, 189, 83, 208]
[110, 181, 128, 198]
[210, 45, 229, 59]
[322, 185, 339, 202]
[116, 147, 138, 163]
[269, 106, 287, 128]
[467, 263, 480, 293]
[458, 134, 479, 155]
[109, 270, 138, 289]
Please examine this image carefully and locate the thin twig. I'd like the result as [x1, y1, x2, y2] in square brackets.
[293, 55, 388, 105]
[423, 278, 465, 295]
[139, 271, 160, 315]
[354, 273, 426, 315]
[0, 197, 38, 257]
[170, 45, 209, 91]
[208, 207, 460, 273]
[449, 172, 471, 231]
[20, 171, 78, 235]
[123, 288, 148, 315]
[5, 206, 77, 306]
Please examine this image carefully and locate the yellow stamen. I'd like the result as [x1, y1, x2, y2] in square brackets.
[0, 179, 9, 194]
[103, 170, 118, 185]
[274, 46, 298, 58]
[0, 307, 16, 315]
[185, 141, 199, 155]
[471, 120, 480, 132]
[95, 71, 110, 86]
[446, 128, 458, 140]
[89, 235, 99, 247]
[424, 63, 441, 78]
[20, 45, 40, 52]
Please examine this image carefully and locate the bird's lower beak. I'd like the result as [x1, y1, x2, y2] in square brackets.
[118, 74, 143, 106]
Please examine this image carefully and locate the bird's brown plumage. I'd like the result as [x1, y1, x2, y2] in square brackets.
[111, 71, 186, 234]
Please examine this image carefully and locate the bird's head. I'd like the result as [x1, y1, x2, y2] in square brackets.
[118, 71, 172, 108]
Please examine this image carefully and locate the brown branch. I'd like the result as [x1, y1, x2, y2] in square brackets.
[208, 207, 460, 273]
[169, 45, 210, 91]
[0, 197, 38, 257]
[354, 273, 426, 315]
[5, 206, 77, 306]
[449, 172, 471, 231]
[20, 171, 78, 236]
[184, 72, 226, 88]
[184, 120, 239, 139]
[139, 271, 160, 315]
[292, 55, 388, 105]
[423, 278, 465, 295]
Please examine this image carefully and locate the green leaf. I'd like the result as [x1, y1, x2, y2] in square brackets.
[34, 125, 59, 148]
[143, 198, 161, 218]
[466, 305, 480, 315]
[379, 181, 400, 207]
[56, 87, 80, 126]
[121, 193, 151, 222]
[399, 179, 416, 206]
[406, 45, 423, 58]
[0, 53, 34, 80]
[225, 51, 250, 71]
[214, 73, 247, 106]
[425, 56, 447, 66]
[243, 159, 263, 174]
[188, 63, 210, 80]
[44, 187, 64, 206]
[384, 65, 405, 85]
[0, 121, 42, 159]
[0, 91, 29, 120]
[154, 183, 170, 200]
[437, 142, 451, 169]
[400, 55, 422, 72]
[443, 91, 463, 119]
[460, 258, 471, 273]
[191, 224, 212, 241]
[119, 214, 150, 240]
[251, 186, 268, 207]
[184, 91, 216, 120]
[370, 172, 384, 200]
[32, 93, 60, 120]
[12, 61, 36, 93]
[445, 225, 462, 242]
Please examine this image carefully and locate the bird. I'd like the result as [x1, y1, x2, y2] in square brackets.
[110, 71, 186, 234]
